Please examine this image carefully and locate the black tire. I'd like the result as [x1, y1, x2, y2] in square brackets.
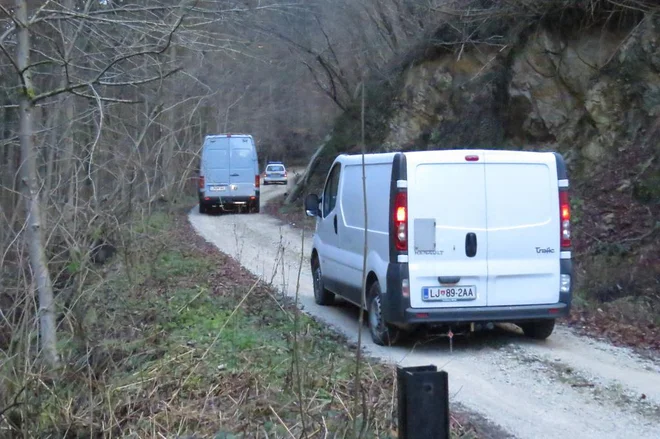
[368, 281, 401, 346]
[251, 198, 260, 213]
[199, 203, 207, 214]
[520, 319, 556, 340]
[312, 258, 334, 306]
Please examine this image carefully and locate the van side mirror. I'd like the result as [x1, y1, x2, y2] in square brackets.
[304, 194, 320, 217]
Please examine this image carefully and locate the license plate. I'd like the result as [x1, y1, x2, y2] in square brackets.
[209, 186, 226, 191]
[422, 286, 476, 302]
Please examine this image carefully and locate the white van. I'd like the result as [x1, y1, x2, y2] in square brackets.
[198, 134, 260, 214]
[304, 149, 573, 345]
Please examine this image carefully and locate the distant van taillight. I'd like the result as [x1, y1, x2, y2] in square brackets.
[255, 174, 260, 188]
[394, 191, 408, 251]
[198, 176, 205, 189]
[559, 190, 571, 248]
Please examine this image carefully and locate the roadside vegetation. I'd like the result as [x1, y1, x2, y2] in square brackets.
[1, 202, 483, 437]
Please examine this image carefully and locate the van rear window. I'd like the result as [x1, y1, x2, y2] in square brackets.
[267, 165, 284, 172]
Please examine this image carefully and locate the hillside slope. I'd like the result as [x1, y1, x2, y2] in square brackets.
[296, 2, 660, 333]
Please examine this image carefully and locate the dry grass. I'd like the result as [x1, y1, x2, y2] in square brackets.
[0, 205, 481, 438]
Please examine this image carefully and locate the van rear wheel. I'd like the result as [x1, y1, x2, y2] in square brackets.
[520, 319, 555, 340]
[368, 281, 401, 346]
[312, 259, 334, 306]
[251, 198, 260, 213]
[199, 203, 207, 214]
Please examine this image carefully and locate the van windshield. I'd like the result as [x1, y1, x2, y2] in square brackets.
[267, 165, 284, 172]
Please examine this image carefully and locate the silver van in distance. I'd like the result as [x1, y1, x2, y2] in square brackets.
[198, 134, 260, 214]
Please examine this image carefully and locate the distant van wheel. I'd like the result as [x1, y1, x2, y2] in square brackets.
[520, 319, 556, 340]
[251, 200, 260, 214]
[368, 281, 401, 346]
[199, 203, 207, 214]
[312, 259, 334, 306]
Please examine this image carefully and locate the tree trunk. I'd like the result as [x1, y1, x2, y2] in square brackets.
[284, 135, 330, 205]
[15, 0, 59, 368]
[162, 42, 177, 198]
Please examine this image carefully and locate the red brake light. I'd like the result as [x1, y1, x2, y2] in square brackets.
[198, 176, 205, 189]
[559, 191, 571, 248]
[465, 155, 479, 161]
[255, 174, 260, 188]
[394, 191, 408, 252]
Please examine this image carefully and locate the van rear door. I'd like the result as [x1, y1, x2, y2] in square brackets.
[203, 137, 230, 192]
[483, 151, 560, 306]
[229, 137, 256, 197]
[406, 150, 489, 309]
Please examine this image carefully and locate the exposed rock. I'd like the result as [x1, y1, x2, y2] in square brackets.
[642, 78, 660, 116]
[583, 139, 607, 161]
[385, 50, 505, 150]
[585, 79, 623, 132]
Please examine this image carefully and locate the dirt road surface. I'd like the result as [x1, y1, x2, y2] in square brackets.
[189, 181, 660, 439]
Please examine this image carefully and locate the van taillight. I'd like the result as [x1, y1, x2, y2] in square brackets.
[394, 191, 408, 251]
[559, 190, 571, 249]
[198, 176, 205, 189]
[255, 174, 260, 188]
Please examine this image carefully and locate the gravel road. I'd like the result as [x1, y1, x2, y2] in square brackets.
[189, 181, 660, 439]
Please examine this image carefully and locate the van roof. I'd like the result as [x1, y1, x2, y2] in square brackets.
[337, 152, 398, 166]
[204, 134, 253, 139]
[339, 149, 558, 166]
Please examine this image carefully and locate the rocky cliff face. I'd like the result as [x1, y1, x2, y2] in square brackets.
[323, 9, 660, 320]
[384, 17, 660, 159]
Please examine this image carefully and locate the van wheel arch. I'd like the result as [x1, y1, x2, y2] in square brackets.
[367, 280, 402, 346]
[311, 251, 334, 306]
[365, 271, 379, 307]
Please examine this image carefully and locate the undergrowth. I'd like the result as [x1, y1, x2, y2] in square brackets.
[0, 205, 478, 438]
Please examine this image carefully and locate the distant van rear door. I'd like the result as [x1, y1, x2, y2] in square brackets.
[202, 137, 230, 192]
[229, 136, 257, 197]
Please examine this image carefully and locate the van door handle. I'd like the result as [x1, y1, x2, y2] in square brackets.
[465, 233, 477, 257]
[438, 276, 461, 285]
[333, 215, 338, 234]
[230, 173, 239, 177]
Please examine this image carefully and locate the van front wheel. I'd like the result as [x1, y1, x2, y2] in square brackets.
[312, 260, 334, 306]
[520, 319, 555, 340]
[368, 281, 401, 346]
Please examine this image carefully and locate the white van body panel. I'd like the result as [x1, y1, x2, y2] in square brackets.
[483, 150, 561, 306]
[339, 158, 394, 300]
[405, 150, 490, 309]
[310, 149, 571, 329]
[404, 149, 562, 309]
[313, 154, 395, 305]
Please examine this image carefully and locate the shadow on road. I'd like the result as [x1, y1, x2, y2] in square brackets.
[327, 298, 553, 354]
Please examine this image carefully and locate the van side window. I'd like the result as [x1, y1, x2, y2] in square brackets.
[322, 164, 341, 217]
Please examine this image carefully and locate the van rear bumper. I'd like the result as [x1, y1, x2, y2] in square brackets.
[401, 303, 569, 325]
[383, 262, 572, 326]
[199, 195, 258, 205]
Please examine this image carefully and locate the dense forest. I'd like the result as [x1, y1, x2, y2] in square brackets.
[1, 0, 659, 437]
